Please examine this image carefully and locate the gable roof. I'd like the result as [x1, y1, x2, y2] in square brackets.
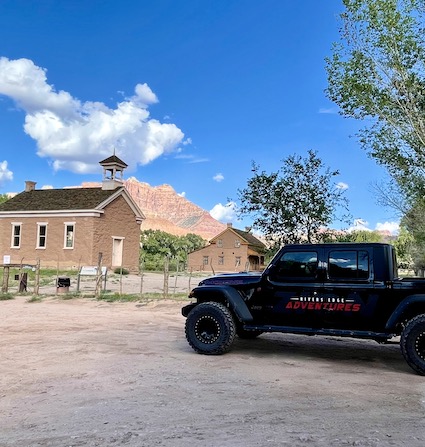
[0, 188, 119, 211]
[211, 226, 265, 249]
[0, 187, 145, 222]
[232, 228, 265, 248]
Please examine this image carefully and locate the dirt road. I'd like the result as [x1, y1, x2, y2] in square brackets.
[1, 296, 425, 447]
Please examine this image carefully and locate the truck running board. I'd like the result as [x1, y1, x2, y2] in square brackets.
[243, 325, 393, 341]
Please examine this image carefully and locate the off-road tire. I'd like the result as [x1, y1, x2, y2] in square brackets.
[236, 327, 263, 339]
[185, 302, 236, 355]
[401, 314, 425, 375]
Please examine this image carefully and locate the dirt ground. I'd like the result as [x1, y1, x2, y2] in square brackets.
[1, 275, 425, 447]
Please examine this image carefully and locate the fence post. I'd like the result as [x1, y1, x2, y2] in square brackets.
[34, 259, 40, 295]
[163, 256, 169, 299]
[188, 267, 193, 293]
[2, 266, 9, 293]
[95, 253, 103, 298]
[139, 259, 144, 299]
[173, 263, 179, 295]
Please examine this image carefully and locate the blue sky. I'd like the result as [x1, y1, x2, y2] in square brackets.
[0, 0, 399, 234]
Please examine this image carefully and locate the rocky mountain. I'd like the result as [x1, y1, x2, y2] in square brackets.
[125, 177, 227, 240]
[82, 178, 226, 241]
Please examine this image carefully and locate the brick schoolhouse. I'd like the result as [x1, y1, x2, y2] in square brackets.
[0, 155, 145, 271]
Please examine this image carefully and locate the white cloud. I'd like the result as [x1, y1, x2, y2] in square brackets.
[0, 160, 13, 186]
[319, 107, 338, 114]
[41, 185, 53, 190]
[188, 158, 209, 164]
[347, 218, 370, 232]
[347, 218, 400, 235]
[213, 173, 224, 182]
[210, 202, 237, 223]
[0, 57, 185, 174]
[178, 191, 186, 197]
[134, 83, 158, 105]
[375, 221, 399, 235]
[336, 182, 349, 190]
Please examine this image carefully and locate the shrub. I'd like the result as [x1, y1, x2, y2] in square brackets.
[114, 267, 129, 275]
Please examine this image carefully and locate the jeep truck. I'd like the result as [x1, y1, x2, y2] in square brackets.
[182, 243, 425, 375]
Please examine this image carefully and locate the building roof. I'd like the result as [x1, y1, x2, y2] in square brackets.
[0, 187, 125, 211]
[211, 226, 265, 249]
[99, 155, 128, 168]
[232, 228, 265, 248]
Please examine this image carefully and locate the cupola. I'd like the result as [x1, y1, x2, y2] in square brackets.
[99, 154, 128, 190]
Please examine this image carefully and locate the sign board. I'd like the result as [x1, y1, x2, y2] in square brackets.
[3, 255, 10, 265]
[79, 266, 107, 276]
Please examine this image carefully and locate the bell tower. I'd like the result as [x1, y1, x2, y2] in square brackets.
[99, 154, 128, 190]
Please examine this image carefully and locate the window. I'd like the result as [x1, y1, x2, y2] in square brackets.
[328, 250, 369, 279]
[218, 256, 224, 265]
[235, 256, 241, 267]
[64, 223, 75, 248]
[11, 223, 21, 248]
[235, 239, 241, 248]
[217, 239, 223, 248]
[203, 256, 209, 265]
[273, 251, 318, 279]
[37, 224, 47, 248]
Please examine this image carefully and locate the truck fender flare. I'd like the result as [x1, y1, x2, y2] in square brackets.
[385, 294, 425, 330]
[184, 285, 254, 323]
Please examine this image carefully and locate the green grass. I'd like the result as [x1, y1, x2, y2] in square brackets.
[27, 296, 43, 303]
[0, 293, 14, 301]
[96, 292, 189, 303]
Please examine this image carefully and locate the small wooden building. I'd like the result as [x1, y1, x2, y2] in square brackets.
[188, 223, 266, 272]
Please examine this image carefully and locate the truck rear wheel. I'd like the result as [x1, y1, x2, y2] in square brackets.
[185, 302, 236, 355]
[401, 314, 425, 375]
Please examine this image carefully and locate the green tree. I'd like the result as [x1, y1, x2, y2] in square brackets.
[400, 200, 425, 272]
[332, 229, 384, 243]
[0, 194, 9, 204]
[326, 0, 425, 200]
[393, 225, 415, 270]
[140, 230, 206, 271]
[237, 150, 349, 246]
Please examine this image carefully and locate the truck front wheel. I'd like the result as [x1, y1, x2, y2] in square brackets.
[185, 302, 236, 355]
[401, 314, 425, 375]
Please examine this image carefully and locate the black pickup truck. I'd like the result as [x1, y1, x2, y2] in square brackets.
[182, 242, 425, 375]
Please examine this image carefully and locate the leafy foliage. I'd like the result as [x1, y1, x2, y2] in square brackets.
[0, 194, 10, 204]
[140, 230, 206, 271]
[399, 201, 425, 271]
[237, 150, 349, 246]
[330, 230, 384, 243]
[326, 0, 425, 200]
[393, 225, 415, 270]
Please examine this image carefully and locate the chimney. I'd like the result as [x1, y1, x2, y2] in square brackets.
[25, 181, 37, 192]
[227, 223, 233, 228]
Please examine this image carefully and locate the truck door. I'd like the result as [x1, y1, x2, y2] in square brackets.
[262, 248, 325, 326]
[321, 248, 379, 330]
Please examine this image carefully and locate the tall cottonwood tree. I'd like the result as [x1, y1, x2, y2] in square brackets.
[326, 0, 425, 200]
[237, 150, 349, 246]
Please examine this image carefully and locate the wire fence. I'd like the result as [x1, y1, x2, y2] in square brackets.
[0, 260, 210, 299]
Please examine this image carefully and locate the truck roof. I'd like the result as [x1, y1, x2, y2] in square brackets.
[282, 242, 393, 250]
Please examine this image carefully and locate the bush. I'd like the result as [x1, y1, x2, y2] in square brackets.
[114, 267, 129, 275]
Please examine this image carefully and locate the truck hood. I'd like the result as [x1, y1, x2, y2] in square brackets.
[198, 272, 262, 287]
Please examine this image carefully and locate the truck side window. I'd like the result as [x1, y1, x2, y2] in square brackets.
[328, 250, 369, 279]
[272, 251, 318, 279]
